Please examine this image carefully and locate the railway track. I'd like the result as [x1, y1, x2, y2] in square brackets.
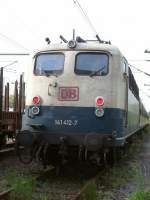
[70, 172, 101, 200]
[0, 128, 149, 200]
[0, 162, 104, 200]
[0, 167, 54, 200]
[0, 147, 14, 154]
[0, 147, 15, 159]
[0, 143, 111, 200]
[0, 145, 125, 199]
[0, 189, 12, 200]
[0, 144, 15, 199]
[0, 141, 15, 153]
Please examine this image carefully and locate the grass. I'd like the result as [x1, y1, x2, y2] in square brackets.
[125, 190, 150, 200]
[6, 170, 35, 200]
[81, 157, 142, 200]
[39, 195, 49, 200]
[81, 181, 97, 200]
[123, 126, 150, 200]
[81, 128, 150, 200]
[96, 162, 141, 199]
[4, 170, 50, 200]
[96, 126, 150, 200]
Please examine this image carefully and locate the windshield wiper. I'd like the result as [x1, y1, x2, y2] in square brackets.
[43, 70, 58, 77]
[43, 70, 51, 77]
[90, 66, 106, 77]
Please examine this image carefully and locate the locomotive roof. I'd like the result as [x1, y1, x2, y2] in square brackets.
[34, 42, 122, 57]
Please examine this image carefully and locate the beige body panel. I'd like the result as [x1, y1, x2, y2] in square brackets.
[26, 47, 126, 110]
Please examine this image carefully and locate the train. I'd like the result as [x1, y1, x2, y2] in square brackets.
[16, 36, 149, 167]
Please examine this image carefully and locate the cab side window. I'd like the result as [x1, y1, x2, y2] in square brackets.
[122, 59, 128, 75]
[128, 67, 139, 100]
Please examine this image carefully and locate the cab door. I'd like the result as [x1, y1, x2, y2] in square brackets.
[123, 59, 128, 127]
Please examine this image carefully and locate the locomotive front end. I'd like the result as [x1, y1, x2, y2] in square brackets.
[16, 42, 124, 166]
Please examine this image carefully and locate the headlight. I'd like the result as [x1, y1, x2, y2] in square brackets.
[31, 106, 40, 115]
[95, 108, 104, 117]
[68, 40, 77, 48]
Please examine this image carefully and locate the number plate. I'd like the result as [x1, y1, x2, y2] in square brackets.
[55, 119, 78, 126]
[58, 87, 79, 101]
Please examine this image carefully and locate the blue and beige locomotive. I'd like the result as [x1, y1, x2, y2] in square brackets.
[16, 36, 149, 166]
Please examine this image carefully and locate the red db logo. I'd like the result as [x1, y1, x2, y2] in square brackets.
[59, 87, 79, 101]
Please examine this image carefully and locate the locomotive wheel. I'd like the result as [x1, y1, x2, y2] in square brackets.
[16, 131, 36, 164]
[16, 142, 33, 164]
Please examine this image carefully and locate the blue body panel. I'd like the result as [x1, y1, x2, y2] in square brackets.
[22, 106, 125, 137]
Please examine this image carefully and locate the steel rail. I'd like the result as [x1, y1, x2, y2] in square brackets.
[0, 166, 55, 200]
[70, 170, 102, 200]
[0, 189, 13, 200]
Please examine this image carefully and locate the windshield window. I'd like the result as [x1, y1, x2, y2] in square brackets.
[34, 53, 64, 76]
[75, 53, 108, 76]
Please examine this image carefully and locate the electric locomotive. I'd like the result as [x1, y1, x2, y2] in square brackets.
[16, 37, 149, 166]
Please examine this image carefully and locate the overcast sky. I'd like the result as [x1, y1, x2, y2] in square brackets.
[0, 0, 150, 110]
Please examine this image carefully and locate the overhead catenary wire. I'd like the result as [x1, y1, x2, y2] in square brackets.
[130, 65, 150, 77]
[73, 0, 102, 42]
[3, 0, 42, 42]
[0, 53, 29, 56]
[1, 61, 17, 69]
[3, 69, 16, 73]
[12, 16, 42, 42]
[0, 60, 17, 62]
[144, 84, 150, 86]
[0, 61, 17, 73]
[129, 59, 150, 62]
[0, 32, 29, 52]
[73, 0, 97, 34]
